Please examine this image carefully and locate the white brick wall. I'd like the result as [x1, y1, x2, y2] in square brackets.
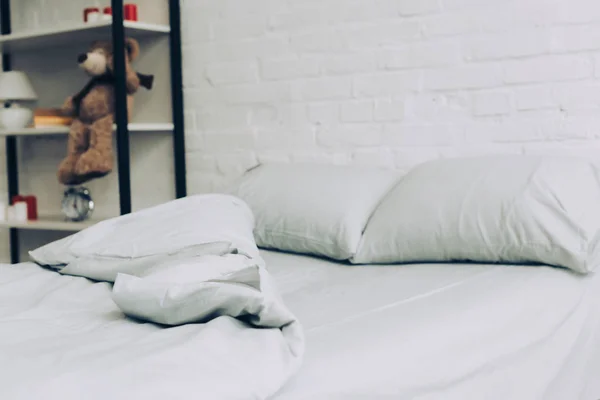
[4, 0, 600, 260]
[180, 0, 600, 193]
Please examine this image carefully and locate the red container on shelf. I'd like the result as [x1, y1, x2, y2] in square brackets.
[103, 6, 112, 19]
[24, 196, 38, 220]
[124, 4, 138, 21]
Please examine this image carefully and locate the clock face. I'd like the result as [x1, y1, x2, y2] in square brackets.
[61, 187, 94, 221]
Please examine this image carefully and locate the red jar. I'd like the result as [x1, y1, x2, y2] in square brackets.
[124, 4, 138, 21]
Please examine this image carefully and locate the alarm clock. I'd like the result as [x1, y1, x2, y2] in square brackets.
[61, 187, 94, 222]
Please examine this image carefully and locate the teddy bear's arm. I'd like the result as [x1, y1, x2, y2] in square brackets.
[62, 96, 76, 116]
[62, 78, 96, 117]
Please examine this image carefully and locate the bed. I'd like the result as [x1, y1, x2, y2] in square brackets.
[2, 155, 600, 400]
[2, 250, 599, 400]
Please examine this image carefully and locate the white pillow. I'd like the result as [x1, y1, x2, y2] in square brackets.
[29, 194, 259, 266]
[353, 156, 600, 274]
[230, 163, 401, 260]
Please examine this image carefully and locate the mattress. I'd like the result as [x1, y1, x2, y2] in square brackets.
[262, 250, 600, 400]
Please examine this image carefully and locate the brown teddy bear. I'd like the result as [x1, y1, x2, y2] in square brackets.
[57, 38, 153, 185]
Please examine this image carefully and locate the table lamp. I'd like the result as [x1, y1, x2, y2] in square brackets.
[0, 71, 38, 130]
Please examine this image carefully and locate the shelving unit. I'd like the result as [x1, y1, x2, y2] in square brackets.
[1, 0, 188, 263]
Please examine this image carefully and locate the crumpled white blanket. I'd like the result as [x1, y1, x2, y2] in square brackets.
[1, 194, 304, 400]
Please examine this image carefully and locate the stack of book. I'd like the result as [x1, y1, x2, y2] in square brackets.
[33, 108, 73, 128]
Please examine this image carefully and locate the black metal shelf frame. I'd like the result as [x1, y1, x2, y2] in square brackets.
[169, 0, 187, 199]
[0, 0, 187, 263]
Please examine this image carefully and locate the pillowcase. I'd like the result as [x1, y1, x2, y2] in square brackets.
[230, 163, 401, 260]
[352, 155, 600, 274]
[29, 194, 259, 266]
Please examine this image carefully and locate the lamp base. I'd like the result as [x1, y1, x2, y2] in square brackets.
[0, 108, 33, 130]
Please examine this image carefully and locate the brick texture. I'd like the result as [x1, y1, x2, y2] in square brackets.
[178, 0, 600, 196]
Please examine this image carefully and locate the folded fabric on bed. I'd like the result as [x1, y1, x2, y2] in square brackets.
[353, 155, 600, 273]
[18, 194, 303, 400]
[29, 194, 259, 266]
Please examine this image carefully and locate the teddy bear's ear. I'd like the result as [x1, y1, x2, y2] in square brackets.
[125, 38, 140, 61]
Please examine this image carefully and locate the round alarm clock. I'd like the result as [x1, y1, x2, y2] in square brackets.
[61, 187, 94, 222]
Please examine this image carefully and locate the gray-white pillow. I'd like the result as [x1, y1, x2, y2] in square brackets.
[353, 156, 600, 274]
[231, 163, 401, 260]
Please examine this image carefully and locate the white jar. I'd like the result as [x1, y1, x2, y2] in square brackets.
[13, 202, 28, 222]
[87, 11, 101, 23]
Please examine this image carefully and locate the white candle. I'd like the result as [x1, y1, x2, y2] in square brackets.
[87, 11, 101, 23]
[13, 202, 28, 222]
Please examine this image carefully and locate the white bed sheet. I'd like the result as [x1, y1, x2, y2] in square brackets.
[262, 250, 600, 400]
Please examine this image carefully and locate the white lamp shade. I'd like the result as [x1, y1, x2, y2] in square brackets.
[0, 71, 37, 101]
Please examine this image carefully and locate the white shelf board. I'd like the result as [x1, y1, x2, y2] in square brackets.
[127, 122, 174, 132]
[0, 21, 170, 53]
[0, 216, 102, 232]
[0, 122, 174, 137]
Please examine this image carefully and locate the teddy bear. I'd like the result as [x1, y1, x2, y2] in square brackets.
[57, 37, 153, 185]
